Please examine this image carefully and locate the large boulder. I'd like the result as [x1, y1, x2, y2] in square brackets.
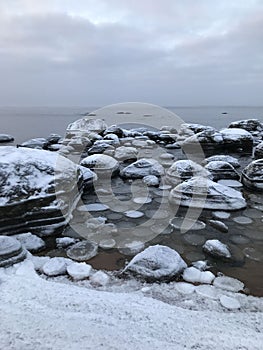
[124, 245, 187, 281]
[181, 130, 224, 156]
[220, 128, 253, 154]
[203, 155, 240, 168]
[81, 154, 119, 177]
[169, 176, 246, 211]
[241, 159, 263, 191]
[0, 147, 94, 235]
[228, 119, 263, 132]
[0, 134, 14, 143]
[254, 142, 263, 160]
[0, 236, 27, 267]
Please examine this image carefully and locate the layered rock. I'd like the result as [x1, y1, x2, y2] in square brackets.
[203, 155, 240, 168]
[220, 128, 253, 154]
[241, 159, 263, 191]
[0, 147, 93, 235]
[81, 154, 119, 177]
[0, 236, 27, 267]
[254, 142, 263, 160]
[204, 161, 240, 181]
[169, 176, 247, 211]
[228, 119, 263, 132]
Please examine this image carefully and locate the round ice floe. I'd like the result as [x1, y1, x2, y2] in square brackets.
[203, 239, 231, 259]
[183, 233, 206, 246]
[133, 197, 152, 204]
[220, 295, 241, 310]
[212, 211, 230, 220]
[118, 240, 145, 256]
[175, 282, 196, 294]
[158, 184, 172, 190]
[42, 257, 68, 276]
[67, 262, 92, 280]
[169, 177, 247, 211]
[81, 203, 110, 212]
[14, 233, 45, 253]
[90, 271, 110, 286]
[183, 267, 215, 284]
[66, 241, 98, 261]
[233, 216, 253, 225]
[213, 276, 244, 292]
[124, 210, 144, 219]
[195, 285, 221, 299]
[243, 208, 263, 219]
[99, 239, 116, 249]
[169, 217, 206, 231]
[230, 234, 250, 245]
[124, 245, 187, 281]
[243, 247, 263, 261]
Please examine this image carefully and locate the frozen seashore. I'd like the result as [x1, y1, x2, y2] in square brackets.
[0, 257, 263, 350]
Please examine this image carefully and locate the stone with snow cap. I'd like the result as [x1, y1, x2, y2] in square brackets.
[220, 128, 253, 154]
[203, 239, 231, 259]
[124, 245, 187, 281]
[120, 158, 164, 179]
[204, 161, 240, 181]
[169, 176, 246, 211]
[203, 155, 240, 168]
[241, 159, 263, 191]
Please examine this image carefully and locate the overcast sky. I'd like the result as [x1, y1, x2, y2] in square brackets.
[0, 0, 262, 106]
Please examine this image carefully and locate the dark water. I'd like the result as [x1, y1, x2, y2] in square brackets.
[1, 105, 263, 296]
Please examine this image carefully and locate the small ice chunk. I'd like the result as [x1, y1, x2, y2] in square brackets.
[133, 197, 152, 204]
[90, 271, 110, 286]
[213, 276, 244, 292]
[220, 295, 241, 310]
[42, 257, 68, 276]
[67, 262, 92, 280]
[192, 260, 209, 271]
[203, 239, 231, 259]
[124, 210, 144, 219]
[14, 233, 45, 253]
[208, 220, 228, 233]
[56, 237, 79, 249]
[195, 285, 221, 300]
[175, 282, 196, 294]
[183, 267, 215, 284]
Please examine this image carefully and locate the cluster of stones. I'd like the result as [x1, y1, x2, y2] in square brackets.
[0, 116, 263, 288]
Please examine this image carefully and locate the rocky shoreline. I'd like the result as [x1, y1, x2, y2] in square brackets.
[0, 116, 263, 298]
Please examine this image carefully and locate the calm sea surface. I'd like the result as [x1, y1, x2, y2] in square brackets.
[0, 105, 263, 144]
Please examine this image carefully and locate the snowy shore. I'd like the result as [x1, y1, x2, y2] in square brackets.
[0, 257, 262, 350]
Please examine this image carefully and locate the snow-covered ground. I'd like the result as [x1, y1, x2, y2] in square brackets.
[0, 257, 262, 350]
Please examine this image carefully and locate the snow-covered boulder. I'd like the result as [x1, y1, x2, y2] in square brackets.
[19, 138, 47, 149]
[0, 147, 88, 235]
[220, 128, 253, 154]
[254, 142, 263, 159]
[114, 146, 138, 161]
[67, 118, 107, 134]
[228, 119, 263, 132]
[181, 129, 224, 156]
[169, 176, 246, 211]
[81, 154, 119, 177]
[120, 159, 165, 179]
[142, 175, 160, 186]
[203, 239, 231, 260]
[0, 236, 27, 267]
[124, 245, 187, 281]
[166, 160, 211, 186]
[241, 159, 263, 191]
[0, 134, 14, 143]
[203, 155, 240, 168]
[204, 161, 239, 181]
